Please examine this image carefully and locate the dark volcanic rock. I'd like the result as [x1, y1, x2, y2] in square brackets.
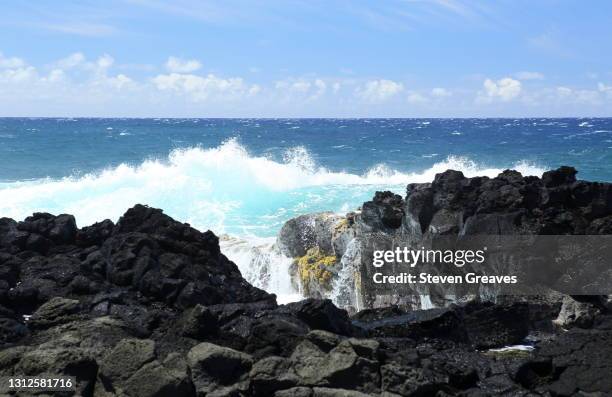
[361, 191, 405, 230]
[516, 318, 612, 395]
[277, 212, 344, 257]
[284, 299, 354, 336]
[460, 301, 530, 349]
[1, 190, 611, 396]
[352, 301, 529, 349]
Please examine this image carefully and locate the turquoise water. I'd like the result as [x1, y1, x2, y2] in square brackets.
[0, 118, 610, 238]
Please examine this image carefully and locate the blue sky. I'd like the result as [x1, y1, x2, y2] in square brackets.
[1, 0, 611, 117]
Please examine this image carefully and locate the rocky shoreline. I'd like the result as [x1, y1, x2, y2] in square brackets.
[1, 167, 611, 396]
[278, 166, 612, 312]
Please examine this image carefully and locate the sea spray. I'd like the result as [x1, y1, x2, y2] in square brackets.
[0, 140, 546, 306]
[0, 139, 546, 236]
[219, 235, 303, 304]
[330, 238, 363, 311]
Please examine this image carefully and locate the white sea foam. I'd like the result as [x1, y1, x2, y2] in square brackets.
[0, 138, 546, 230]
[0, 139, 546, 302]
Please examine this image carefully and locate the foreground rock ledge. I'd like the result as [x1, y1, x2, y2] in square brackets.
[0, 173, 611, 395]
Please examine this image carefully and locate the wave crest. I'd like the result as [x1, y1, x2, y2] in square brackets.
[0, 139, 546, 235]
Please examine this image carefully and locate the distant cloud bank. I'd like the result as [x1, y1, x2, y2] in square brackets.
[0, 50, 610, 117]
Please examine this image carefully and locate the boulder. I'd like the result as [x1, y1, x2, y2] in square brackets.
[553, 295, 601, 328]
[187, 342, 253, 396]
[517, 322, 612, 395]
[461, 302, 530, 349]
[285, 299, 353, 336]
[289, 337, 380, 393]
[249, 356, 299, 395]
[28, 297, 81, 329]
[361, 191, 405, 230]
[278, 212, 344, 257]
[99, 338, 157, 390]
[180, 304, 218, 339]
[122, 353, 193, 397]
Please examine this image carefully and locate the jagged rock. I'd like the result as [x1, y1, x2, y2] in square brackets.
[285, 299, 354, 336]
[289, 337, 380, 393]
[249, 356, 300, 395]
[28, 297, 81, 329]
[0, 316, 28, 346]
[517, 321, 612, 395]
[187, 342, 253, 396]
[354, 308, 468, 343]
[331, 214, 357, 258]
[180, 304, 219, 339]
[278, 212, 345, 257]
[122, 353, 194, 397]
[1, 188, 611, 396]
[77, 219, 114, 247]
[553, 295, 601, 328]
[361, 191, 405, 230]
[16, 340, 99, 396]
[381, 362, 450, 396]
[17, 212, 78, 245]
[241, 314, 309, 358]
[305, 329, 343, 352]
[312, 387, 374, 397]
[542, 166, 577, 187]
[99, 338, 157, 391]
[287, 167, 612, 310]
[275, 387, 314, 397]
[353, 302, 529, 350]
[461, 302, 530, 349]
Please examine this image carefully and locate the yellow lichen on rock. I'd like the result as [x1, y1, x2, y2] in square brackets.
[333, 218, 349, 232]
[294, 247, 337, 295]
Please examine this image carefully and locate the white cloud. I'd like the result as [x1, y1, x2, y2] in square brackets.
[0, 52, 26, 69]
[481, 77, 522, 101]
[273, 78, 331, 101]
[407, 92, 428, 103]
[105, 74, 134, 90]
[431, 87, 451, 97]
[0, 66, 38, 84]
[515, 71, 544, 80]
[554, 86, 601, 104]
[0, 49, 609, 117]
[56, 53, 86, 69]
[152, 72, 250, 101]
[313, 79, 326, 98]
[357, 79, 403, 103]
[44, 69, 65, 83]
[291, 81, 311, 93]
[275, 79, 312, 93]
[248, 84, 261, 96]
[97, 54, 114, 70]
[165, 56, 202, 73]
[556, 86, 572, 98]
[598, 82, 612, 96]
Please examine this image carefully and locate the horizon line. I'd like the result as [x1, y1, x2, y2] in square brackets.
[1, 116, 612, 120]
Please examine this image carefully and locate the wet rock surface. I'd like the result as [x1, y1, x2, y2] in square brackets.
[1, 168, 611, 395]
[278, 167, 612, 311]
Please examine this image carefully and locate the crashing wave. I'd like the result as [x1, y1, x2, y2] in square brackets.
[0, 139, 547, 305]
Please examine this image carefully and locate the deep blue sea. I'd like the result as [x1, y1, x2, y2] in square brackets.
[1, 118, 611, 239]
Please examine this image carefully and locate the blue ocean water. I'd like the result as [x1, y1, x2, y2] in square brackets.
[1, 118, 611, 239]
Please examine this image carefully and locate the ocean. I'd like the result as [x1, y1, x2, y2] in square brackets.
[1, 117, 611, 302]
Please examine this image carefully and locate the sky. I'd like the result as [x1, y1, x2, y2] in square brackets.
[0, 0, 611, 117]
